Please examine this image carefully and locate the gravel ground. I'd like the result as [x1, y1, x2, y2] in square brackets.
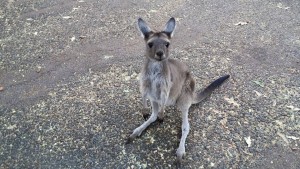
[0, 0, 299, 168]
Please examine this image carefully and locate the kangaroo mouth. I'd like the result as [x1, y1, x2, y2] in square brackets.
[156, 58, 165, 61]
[155, 55, 165, 61]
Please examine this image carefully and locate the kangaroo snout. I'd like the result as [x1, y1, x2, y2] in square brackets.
[156, 51, 163, 57]
[156, 51, 164, 60]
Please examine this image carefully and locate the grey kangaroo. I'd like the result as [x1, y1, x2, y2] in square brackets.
[127, 17, 230, 167]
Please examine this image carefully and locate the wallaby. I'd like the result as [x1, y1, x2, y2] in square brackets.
[127, 17, 230, 167]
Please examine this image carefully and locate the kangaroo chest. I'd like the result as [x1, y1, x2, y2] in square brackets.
[142, 63, 172, 101]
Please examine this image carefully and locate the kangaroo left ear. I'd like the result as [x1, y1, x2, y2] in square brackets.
[137, 18, 152, 39]
[163, 17, 176, 38]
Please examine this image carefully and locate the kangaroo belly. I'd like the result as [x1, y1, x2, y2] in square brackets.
[147, 79, 166, 100]
[143, 75, 172, 103]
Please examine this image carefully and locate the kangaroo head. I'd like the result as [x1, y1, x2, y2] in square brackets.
[138, 18, 176, 61]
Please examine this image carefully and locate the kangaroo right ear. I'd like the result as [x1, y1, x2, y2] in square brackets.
[137, 18, 152, 39]
[163, 17, 176, 38]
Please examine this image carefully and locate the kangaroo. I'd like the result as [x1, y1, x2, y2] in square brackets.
[127, 17, 230, 167]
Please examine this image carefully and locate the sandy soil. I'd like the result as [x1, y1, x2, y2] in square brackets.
[0, 0, 299, 168]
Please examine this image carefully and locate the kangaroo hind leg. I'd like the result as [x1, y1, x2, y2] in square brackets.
[127, 101, 159, 143]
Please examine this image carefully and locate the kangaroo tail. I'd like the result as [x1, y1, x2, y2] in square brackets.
[192, 75, 230, 104]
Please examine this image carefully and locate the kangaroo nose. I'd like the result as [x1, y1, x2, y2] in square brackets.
[156, 51, 163, 57]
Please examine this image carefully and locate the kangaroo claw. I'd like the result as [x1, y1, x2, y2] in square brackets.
[143, 114, 150, 121]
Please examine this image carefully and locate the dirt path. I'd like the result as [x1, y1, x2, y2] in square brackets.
[1, 0, 299, 168]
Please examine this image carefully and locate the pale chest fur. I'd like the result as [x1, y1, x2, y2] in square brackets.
[140, 62, 172, 102]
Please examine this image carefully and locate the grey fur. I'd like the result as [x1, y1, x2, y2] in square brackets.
[127, 17, 230, 167]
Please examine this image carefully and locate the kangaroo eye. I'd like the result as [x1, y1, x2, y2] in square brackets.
[148, 42, 153, 48]
[165, 42, 170, 48]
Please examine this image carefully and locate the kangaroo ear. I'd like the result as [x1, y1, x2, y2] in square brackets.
[137, 18, 152, 39]
[163, 17, 176, 38]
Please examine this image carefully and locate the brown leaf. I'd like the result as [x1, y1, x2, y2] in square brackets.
[224, 97, 240, 107]
[234, 21, 249, 26]
[277, 132, 289, 144]
[277, 3, 290, 10]
[62, 16, 72, 19]
[244, 136, 252, 147]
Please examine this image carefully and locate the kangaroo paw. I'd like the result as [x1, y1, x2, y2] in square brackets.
[143, 114, 150, 121]
[125, 137, 134, 144]
[157, 117, 164, 123]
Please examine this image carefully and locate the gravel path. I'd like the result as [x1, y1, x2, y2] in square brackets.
[1, 0, 299, 168]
